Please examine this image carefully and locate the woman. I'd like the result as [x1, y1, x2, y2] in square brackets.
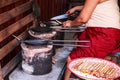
[63, 0, 120, 80]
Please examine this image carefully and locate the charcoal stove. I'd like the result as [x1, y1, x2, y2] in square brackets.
[21, 43, 53, 75]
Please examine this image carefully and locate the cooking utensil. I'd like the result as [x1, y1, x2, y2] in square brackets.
[12, 35, 48, 45]
[40, 21, 62, 26]
[58, 29, 85, 32]
[38, 20, 86, 32]
[55, 20, 62, 25]
[13, 35, 90, 47]
[28, 26, 86, 34]
[51, 14, 68, 20]
[50, 11, 80, 20]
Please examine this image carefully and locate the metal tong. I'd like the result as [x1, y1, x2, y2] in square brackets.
[49, 39, 90, 47]
[50, 20, 86, 32]
[12, 35, 90, 47]
[50, 11, 80, 20]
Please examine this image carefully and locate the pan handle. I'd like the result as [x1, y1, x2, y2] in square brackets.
[52, 43, 90, 47]
[55, 20, 62, 25]
[12, 35, 21, 42]
[58, 30, 84, 32]
[51, 40, 90, 43]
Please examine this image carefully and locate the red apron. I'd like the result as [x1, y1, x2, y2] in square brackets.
[70, 27, 120, 60]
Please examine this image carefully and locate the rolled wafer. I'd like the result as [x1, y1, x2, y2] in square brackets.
[90, 63, 101, 77]
[108, 69, 117, 79]
[99, 65, 109, 78]
[106, 68, 115, 78]
[78, 60, 88, 71]
[85, 62, 95, 73]
[80, 61, 91, 72]
[73, 61, 83, 70]
[106, 68, 117, 79]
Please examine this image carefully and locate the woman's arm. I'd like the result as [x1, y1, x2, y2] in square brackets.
[63, 0, 101, 27]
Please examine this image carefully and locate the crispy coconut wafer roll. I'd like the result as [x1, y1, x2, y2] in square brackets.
[106, 68, 117, 79]
[108, 69, 117, 79]
[91, 63, 105, 77]
[94, 63, 101, 71]
[102, 65, 110, 74]
[85, 62, 95, 73]
[80, 61, 90, 72]
[78, 60, 88, 71]
[92, 63, 103, 76]
[107, 68, 115, 75]
[99, 65, 109, 78]
[97, 63, 105, 72]
[77, 62, 86, 71]
[74, 61, 83, 70]
[106, 68, 115, 78]
[90, 64, 101, 77]
[90, 63, 101, 72]
[88, 62, 98, 71]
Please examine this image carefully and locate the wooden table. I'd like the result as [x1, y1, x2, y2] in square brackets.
[9, 47, 73, 80]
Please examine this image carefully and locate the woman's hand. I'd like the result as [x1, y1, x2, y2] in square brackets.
[62, 20, 73, 28]
[66, 6, 83, 15]
[62, 20, 82, 28]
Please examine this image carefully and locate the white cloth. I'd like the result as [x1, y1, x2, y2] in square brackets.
[86, 0, 120, 29]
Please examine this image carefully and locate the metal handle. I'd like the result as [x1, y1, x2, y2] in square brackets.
[58, 30, 84, 32]
[51, 40, 90, 43]
[52, 43, 90, 47]
[55, 20, 62, 25]
[12, 35, 21, 41]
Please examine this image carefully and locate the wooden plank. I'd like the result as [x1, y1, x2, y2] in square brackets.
[0, 32, 26, 60]
[0, 21, 33, 48]
[1, 53, 22, 77]
[0, 0, 21, 8]
[0, 1, 32, 25]
[0, 13, 34, 42]
[0, 0, 30, 14]
[0, 45, 21, 68]
[0, 8, 33, 31]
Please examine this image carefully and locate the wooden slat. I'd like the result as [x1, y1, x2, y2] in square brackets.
[0, 0, 30, 14]
[0, 13, 34, 42]
[0, 1, 32, 25]
[0, 21, 33, 49]
[0, 32, 26, 60]
[0, 45, 21, 68]
[1, 53, 22, 77]
[0, 0, 20, 8]
[0, 8, 33, 32]
[35, 0, 68, 21]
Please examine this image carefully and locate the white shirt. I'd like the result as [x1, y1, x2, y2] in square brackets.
[86, 0, 120, 29]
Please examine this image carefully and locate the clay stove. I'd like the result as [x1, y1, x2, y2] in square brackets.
[21, 43, 53, 75]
